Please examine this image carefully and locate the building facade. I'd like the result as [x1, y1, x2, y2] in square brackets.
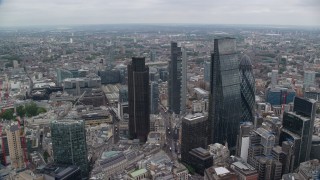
[304, 71, 316, 88]
[208, 38, 242, 152]
[168, 42, 186, 115]
[204, 61, 211, 82]
[181, 114, 208, 163]
[239, 55, 255, 122]
[5, 124, 25, 169]
[128, 57, 150, 142]
[271, 70, 278, 88]
[279, 97, 316, 169]
[150, 81, 159, 114]
[51, 120, 88, 177]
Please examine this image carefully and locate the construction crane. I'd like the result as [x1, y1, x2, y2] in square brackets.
[73, 91, 86, 108]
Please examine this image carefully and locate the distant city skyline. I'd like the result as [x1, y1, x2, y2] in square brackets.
[0, 0, 319, 27]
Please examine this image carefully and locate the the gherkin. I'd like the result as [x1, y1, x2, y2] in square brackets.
[239, 54, 255, 122]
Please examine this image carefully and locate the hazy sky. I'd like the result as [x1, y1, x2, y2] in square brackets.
[0, 0, 319, 27]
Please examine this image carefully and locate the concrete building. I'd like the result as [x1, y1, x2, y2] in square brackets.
[271, 70, 278, 88]
[204, 166, 238, 180]
[128, 168, 150, 180]
[236, 122, 253, 162]
[229, 160, 258, 180]
[173, 164, 189, 180]
[208, 143, 230, 166]
[247, 127, 283, 179]
[5, 124, 25, 169]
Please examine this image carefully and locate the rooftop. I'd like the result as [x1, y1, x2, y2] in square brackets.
[130, 168, 148, 177]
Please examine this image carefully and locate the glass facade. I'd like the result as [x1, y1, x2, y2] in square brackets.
[98, 69, 121, 84]
[239, 55, 255, 122]
[168, 42, 183, 114]
[181, 115, 208, 163]
[266, 88, 295, 106]
[204, 61, 210, 82]
[208, 38, 241, 152]
[279, 97, 316, 168]
[56, 68, 73, 85]
[128, 57, 150, 142]
[51, 120, 88, 177]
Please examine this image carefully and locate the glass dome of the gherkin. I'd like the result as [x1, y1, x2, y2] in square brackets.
[239, 54, 252, 69]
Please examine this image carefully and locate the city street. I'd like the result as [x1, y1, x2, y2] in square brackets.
[159, 104, 179, 161]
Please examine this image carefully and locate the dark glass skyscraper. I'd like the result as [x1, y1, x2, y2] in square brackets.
[279, 97, 316, 169]
[208, 38, 241, 152]
[168, 42, 186, 114]
[181, 114, 208, 163]
[239, 55, 255, 122]
[128, 57, 150, 142]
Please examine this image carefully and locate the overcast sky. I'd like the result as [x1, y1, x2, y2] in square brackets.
[0, 0, 319, 27]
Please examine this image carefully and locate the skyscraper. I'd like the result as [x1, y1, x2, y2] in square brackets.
[128, 57, 150, 142]
[279, 97, 316, 169]
[304, 70, 316, 88]
[208, 38, 241, 152]
[51, 120, 88, 177]
[168, 42, 186, 115]
[204, 61, 210, 82]
[181, 49, 187, 114]
[271, 70, 278, 88]
[5, 124, 25, 169]
[239, 55, 255, 122]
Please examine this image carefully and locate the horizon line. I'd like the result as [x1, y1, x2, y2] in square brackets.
[0, 23, 319, 29]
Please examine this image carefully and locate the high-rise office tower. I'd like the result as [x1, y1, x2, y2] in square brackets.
[181, 114, 208, 163]
[279, 97, 316, 169]
[271, 70, 278, 87]
[5, 124, 25, 169]
[181, 49, 187, 114]
[239, 55, 255, 122]
[128, 57, 150, 142]
[304, 70, 316, 88]
[168, 42, 186, 115]
[51, 120, 88, 177]
[150, 50, 156, 62]
[150, 81, 159, 114]
[208, 38, 241, 152]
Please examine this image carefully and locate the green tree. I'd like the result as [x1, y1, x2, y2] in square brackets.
[25, 102, 38, 117]
[43, 151, 50, 163]
[37, 107, 47, 115]
[0, 109, 14, 120]
[16, 105, 26, 117]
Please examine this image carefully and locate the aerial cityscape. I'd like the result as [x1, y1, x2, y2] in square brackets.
[0, 1, 320, 180]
